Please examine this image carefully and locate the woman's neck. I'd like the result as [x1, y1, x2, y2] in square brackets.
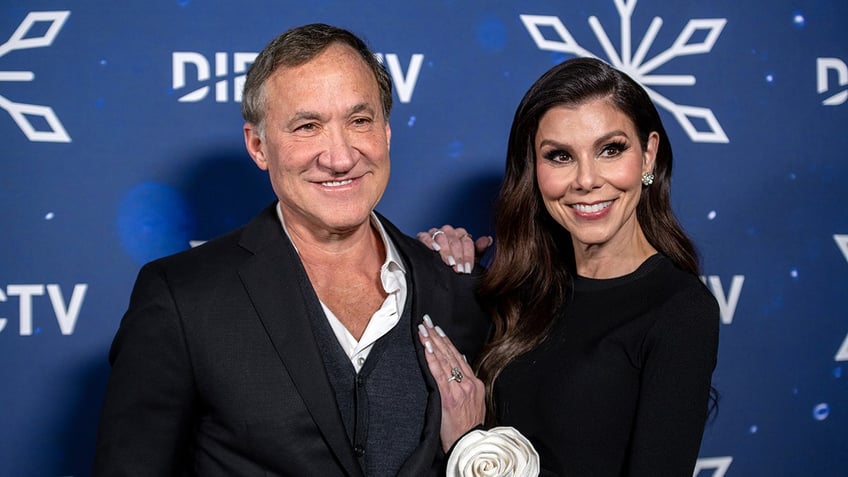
[573, 230, 657, 279]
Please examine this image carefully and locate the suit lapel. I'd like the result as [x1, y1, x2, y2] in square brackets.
[237, 206, 363, 477]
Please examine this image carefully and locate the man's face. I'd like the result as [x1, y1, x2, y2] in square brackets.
[244, 42, 391, 238]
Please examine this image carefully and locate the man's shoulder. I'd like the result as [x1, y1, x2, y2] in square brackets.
[141, 204, 280, 279]
[127, 229, 245, 299]
[148, 227, 245, 270]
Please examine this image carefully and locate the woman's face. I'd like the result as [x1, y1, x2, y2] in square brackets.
[534, 98, 658, 255]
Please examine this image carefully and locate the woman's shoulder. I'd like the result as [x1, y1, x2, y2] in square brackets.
[644, 257, 719, 337]
[649, 255, 708, 292]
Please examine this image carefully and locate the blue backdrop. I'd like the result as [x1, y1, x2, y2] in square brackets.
[1, 1, 846, 475]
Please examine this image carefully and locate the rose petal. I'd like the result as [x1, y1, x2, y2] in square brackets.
[447, 426, 539, 477]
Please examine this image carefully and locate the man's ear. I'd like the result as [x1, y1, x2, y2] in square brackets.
[244, 123, 268, 171]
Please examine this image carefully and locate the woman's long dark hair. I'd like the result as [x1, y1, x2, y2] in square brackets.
[476, 57, 702, 417]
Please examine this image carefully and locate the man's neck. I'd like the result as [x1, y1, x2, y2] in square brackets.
[293, 221, 385, 271]
[291, 221, 387, 341]
[281, 210, 381, 263]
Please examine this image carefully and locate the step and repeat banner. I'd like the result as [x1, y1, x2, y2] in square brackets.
[1, 1, 846, 475]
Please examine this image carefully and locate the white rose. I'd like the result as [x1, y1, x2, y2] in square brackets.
[446, 426, 540, 477]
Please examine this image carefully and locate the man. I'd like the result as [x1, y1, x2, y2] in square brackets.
[93, 24, 489, 476]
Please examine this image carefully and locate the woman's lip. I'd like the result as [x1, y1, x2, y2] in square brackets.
[570, 200, 613, 215]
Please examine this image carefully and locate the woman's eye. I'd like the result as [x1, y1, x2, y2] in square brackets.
[544, 149, 571, 163]
[601, 141, 628, 157]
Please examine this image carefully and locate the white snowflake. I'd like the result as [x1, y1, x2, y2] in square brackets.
[0, 11, 71, 143]
[521, 0, 728, 143]
[836, 234, 848, 265]
[834, 233, 848, 362]
[693, 456, 733, 477]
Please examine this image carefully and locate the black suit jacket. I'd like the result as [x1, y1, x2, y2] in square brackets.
[93, 204, 490, 476]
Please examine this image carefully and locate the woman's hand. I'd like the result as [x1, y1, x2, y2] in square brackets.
[417, 314, 486, 452]
[416, 225, 493, 274]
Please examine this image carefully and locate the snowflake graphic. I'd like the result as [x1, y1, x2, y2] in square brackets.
[521, 0, 728, 143]
[0, 11, 71, 143]
[835, 234, 848, 363]
[836, 234, 848, 265]
[693, 456, 733, 477]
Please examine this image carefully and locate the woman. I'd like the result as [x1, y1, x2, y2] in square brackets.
[418, 57, 719, 476]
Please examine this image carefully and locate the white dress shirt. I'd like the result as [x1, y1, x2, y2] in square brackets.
[276, 203, 408, 373]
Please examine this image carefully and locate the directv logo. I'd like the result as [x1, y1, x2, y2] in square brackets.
[172, 52, 257, 102]
[172, 51, 423, 104]
[817, 57, 848, 106]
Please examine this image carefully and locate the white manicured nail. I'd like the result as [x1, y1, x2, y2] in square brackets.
[435, 326, 446, 337]
[423, 314, 434, 328]
[432, 242, 441, 251]
[418, 324, 429, 337]
[448, 256, 456, 266]
[425, 341, 434, 354]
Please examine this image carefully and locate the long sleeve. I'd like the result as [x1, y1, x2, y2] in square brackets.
[625, 284, 720, 476]
[93, 262, 196, 476]
[493, 255, 720, 476]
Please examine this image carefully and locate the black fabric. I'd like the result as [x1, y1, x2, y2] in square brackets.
[92, 203, 491, 477]
[300, 263, 428, 477]
[494, 255, 719, 477]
